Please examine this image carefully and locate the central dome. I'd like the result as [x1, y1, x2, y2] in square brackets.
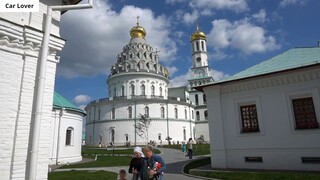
[130, 22, 146, 39]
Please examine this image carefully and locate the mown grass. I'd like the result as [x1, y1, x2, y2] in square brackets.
[82, 147, 161, 155]
[48, 170, 117, 180]
[190, 171, 320, 180]
[162, 144, 210, 156]
[60, 156, 131, 168]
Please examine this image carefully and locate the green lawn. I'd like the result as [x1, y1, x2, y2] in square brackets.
[190, 171, 320, 180]
[60, 156, 131, 168]
[48, 170, 117, 180]
[163, 144, 210, 156]
[82, 147, 161, 155]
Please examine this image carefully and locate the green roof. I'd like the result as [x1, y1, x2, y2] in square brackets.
[217, 47, 320, 84]
[53, 92, 85, 114]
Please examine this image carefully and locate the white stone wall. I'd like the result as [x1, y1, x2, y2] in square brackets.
[50, 109, 84, 165]
[0, 0, 64, 179]
[85, 100, 195, 146]
[204, 67, 320, 171]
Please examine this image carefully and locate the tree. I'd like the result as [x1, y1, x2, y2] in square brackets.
[134, 113, 151, 144]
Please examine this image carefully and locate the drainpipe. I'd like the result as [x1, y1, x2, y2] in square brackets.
[166, 102, 169, 144]
[134, 100, 137, 146]
[56, 108, 65, 165]
[27, 1, 93, 179]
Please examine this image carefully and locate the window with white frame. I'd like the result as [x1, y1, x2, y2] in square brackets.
[196, 111, 200, 121]
[121, 85, 125, 96]
[128, 106, 132, 119]
[111, 108, 115, 119]
[160, 107, 165, 118]
[65, 127, 74, 146]
[240, 104, 260, 133]
[145, 106, 149, 118]
[292, 97, 319, 129]
[195, 94, 199, 105]
[204, 110, 208, 120]
[174, 108, 178, 119]
[141, 84, 146, 96]
[131, 84, 135, 96]
[151, 85, 155, 96]
[159, 87, 163, 96]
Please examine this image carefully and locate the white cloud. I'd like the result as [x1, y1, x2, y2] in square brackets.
[189, 0, 248, 12]
[59, 0, 177, 78]
[252, 9, 266, 23]
[169, 68, 228, 87]
[73, 94, 92, 104]
[166, 66, 178, 76]
[182, 10, 199, 25]
[279, 0, 307, 7]
[169, 70, 192, 87]
[207, 19, 280, 55]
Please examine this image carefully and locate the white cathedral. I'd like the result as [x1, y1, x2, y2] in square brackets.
[85, 22, 214, 146]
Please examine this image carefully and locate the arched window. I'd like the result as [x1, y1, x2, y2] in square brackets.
[159, 87, 163, 96]
[160, 107, 165, 118]
[185, 109, 187, 119]
[175, 108, 178, 119]
[192, 110, 194, 119]
[113, 87, 117, 97]
[128, 107, 132, 119]
[121, 85, 125, 96]
[98, 109, 101, 120]
[145, 106, 149, 118]
[204, 110, 208, 120]
[196, 111, 200, 121]
[158, 133, 161, 140]
[203, 94, 207, 104]
[201, 41, 204, 51]
[131, 84, 135, 96]
[111, 108, 115, 119]
[111, 129, 115, 142]
[195, 94, 199, 105]
[196, 41, 199, 51]
[141, 84, 146, 96]
[125, 134, 129, 142]
[65, 127, 74, 146]
[151, 85, 155, 96]
[183, 129, 186, 141]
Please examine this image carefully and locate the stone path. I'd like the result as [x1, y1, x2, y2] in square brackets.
[54, 147, 201, 179]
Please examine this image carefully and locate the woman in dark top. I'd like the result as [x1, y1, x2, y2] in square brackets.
[129, 147, 144, 180]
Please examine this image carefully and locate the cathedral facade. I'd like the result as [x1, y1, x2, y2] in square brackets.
[85, 22, 213, 146]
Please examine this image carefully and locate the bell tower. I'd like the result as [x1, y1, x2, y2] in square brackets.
[188, 24, 214, 88]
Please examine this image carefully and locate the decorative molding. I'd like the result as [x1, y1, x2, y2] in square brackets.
[0, 19, 65, 60]
[221, 68, 320, 94]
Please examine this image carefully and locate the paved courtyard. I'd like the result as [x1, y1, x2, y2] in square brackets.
[54, 147, 203, 179]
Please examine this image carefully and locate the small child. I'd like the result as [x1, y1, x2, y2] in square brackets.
[118, 169, 127, 180]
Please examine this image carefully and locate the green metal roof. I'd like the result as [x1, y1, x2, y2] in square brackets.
[216, 47, 320, 84]
[53, 92, 85, 114]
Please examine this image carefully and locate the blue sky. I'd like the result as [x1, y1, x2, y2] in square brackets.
[55, 0, 320, 109]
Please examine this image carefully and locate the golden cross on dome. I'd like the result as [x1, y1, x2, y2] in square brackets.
[136, 16, 140, 26]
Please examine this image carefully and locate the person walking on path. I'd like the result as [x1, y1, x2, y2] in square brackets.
[181, 142, 187, 156]
[187, 138, 194, 159]
[129, 147, 145, 180]
[142, 145, 166, 180]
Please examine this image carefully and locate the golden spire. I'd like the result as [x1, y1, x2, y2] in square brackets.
[130, 16, 146, 39]
[190, 19, 206, 42]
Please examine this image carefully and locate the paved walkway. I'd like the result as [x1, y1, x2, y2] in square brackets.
[54, 147, 201, 179]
